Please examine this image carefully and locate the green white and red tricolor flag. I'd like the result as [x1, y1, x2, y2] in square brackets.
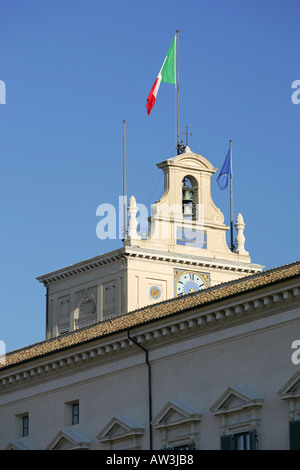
[146, 36, 176, 115]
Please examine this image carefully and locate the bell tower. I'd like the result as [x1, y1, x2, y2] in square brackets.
[126, 145, 242, 261]
[122, 144, 263, 311]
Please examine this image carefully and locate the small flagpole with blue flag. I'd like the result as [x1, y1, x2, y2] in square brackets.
[229, 140, 234, 251]
[217, 140, 234, 251]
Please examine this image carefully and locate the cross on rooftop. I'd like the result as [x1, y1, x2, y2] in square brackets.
[182, 126, 192, 146]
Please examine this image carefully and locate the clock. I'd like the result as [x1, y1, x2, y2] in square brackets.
[175, 270, 208, 297]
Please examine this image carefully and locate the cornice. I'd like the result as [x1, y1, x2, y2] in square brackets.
[36, 248, 126, 285]
[36, 245, 263, 286]
[125, 246, 263, 274]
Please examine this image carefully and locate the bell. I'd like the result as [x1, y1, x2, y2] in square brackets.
[182, 189, 192, 202]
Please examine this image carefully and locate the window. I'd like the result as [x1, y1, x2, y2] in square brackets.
[211, 386, 263, 450]
[64, 400, 80, 426]
[289, 421, 300, 450]
[220, 430, 257, 450]
[278, 373, 300, 449]
[235, 432, 251, 450]
[165, 442, 195, 450]
[22, 415, 29, 437]
[182, 176, 197, 220]
[72, 403, 79, 425]
[152, 401, 201, 450]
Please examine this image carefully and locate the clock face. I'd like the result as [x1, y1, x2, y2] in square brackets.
[175, 271, 207, 296]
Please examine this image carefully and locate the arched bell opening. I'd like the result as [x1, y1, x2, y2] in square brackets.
[182, 175, 198, 220]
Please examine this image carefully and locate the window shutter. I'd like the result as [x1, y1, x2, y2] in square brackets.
[220, 434, 235, 450]
[289, 421, 300, 450]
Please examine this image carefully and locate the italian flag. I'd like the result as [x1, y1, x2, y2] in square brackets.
[146, 36, 176, 115]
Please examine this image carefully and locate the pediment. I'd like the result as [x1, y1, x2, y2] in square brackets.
[152, 401, 202, 429]
[53, 437, 72, 450]
[97, 416, 144, 443]
[46, 428, 90, 450]
[158, 147, 216, 172]
[210, 386, 264, 415]
[5, 439, 33, 450]
[278, 371, 300, 399]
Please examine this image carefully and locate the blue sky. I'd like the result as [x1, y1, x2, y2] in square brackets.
[0, 0, 299, 353]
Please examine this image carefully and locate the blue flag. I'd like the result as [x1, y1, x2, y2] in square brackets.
[217, 148, 231, 190]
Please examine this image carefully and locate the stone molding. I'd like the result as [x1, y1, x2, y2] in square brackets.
[97, 416, 144, 449]
[152, 401, 202, 449]
[210, 386, 264, 442]
[37, 246, 263, 286]
[278, 371, 300, 421]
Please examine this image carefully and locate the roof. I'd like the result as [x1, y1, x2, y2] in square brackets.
[1, 260, 300, 371]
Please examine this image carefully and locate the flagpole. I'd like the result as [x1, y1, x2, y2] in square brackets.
[176, 30, 180, 154]
[123, 120, 126, 242]
[229, 139, 234, 251]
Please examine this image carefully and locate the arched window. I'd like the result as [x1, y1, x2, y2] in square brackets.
[74, 294, 97, 329]
[182, 176, 197, 220]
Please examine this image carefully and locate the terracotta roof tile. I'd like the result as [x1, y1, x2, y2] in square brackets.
[1, 261, 299, 370]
